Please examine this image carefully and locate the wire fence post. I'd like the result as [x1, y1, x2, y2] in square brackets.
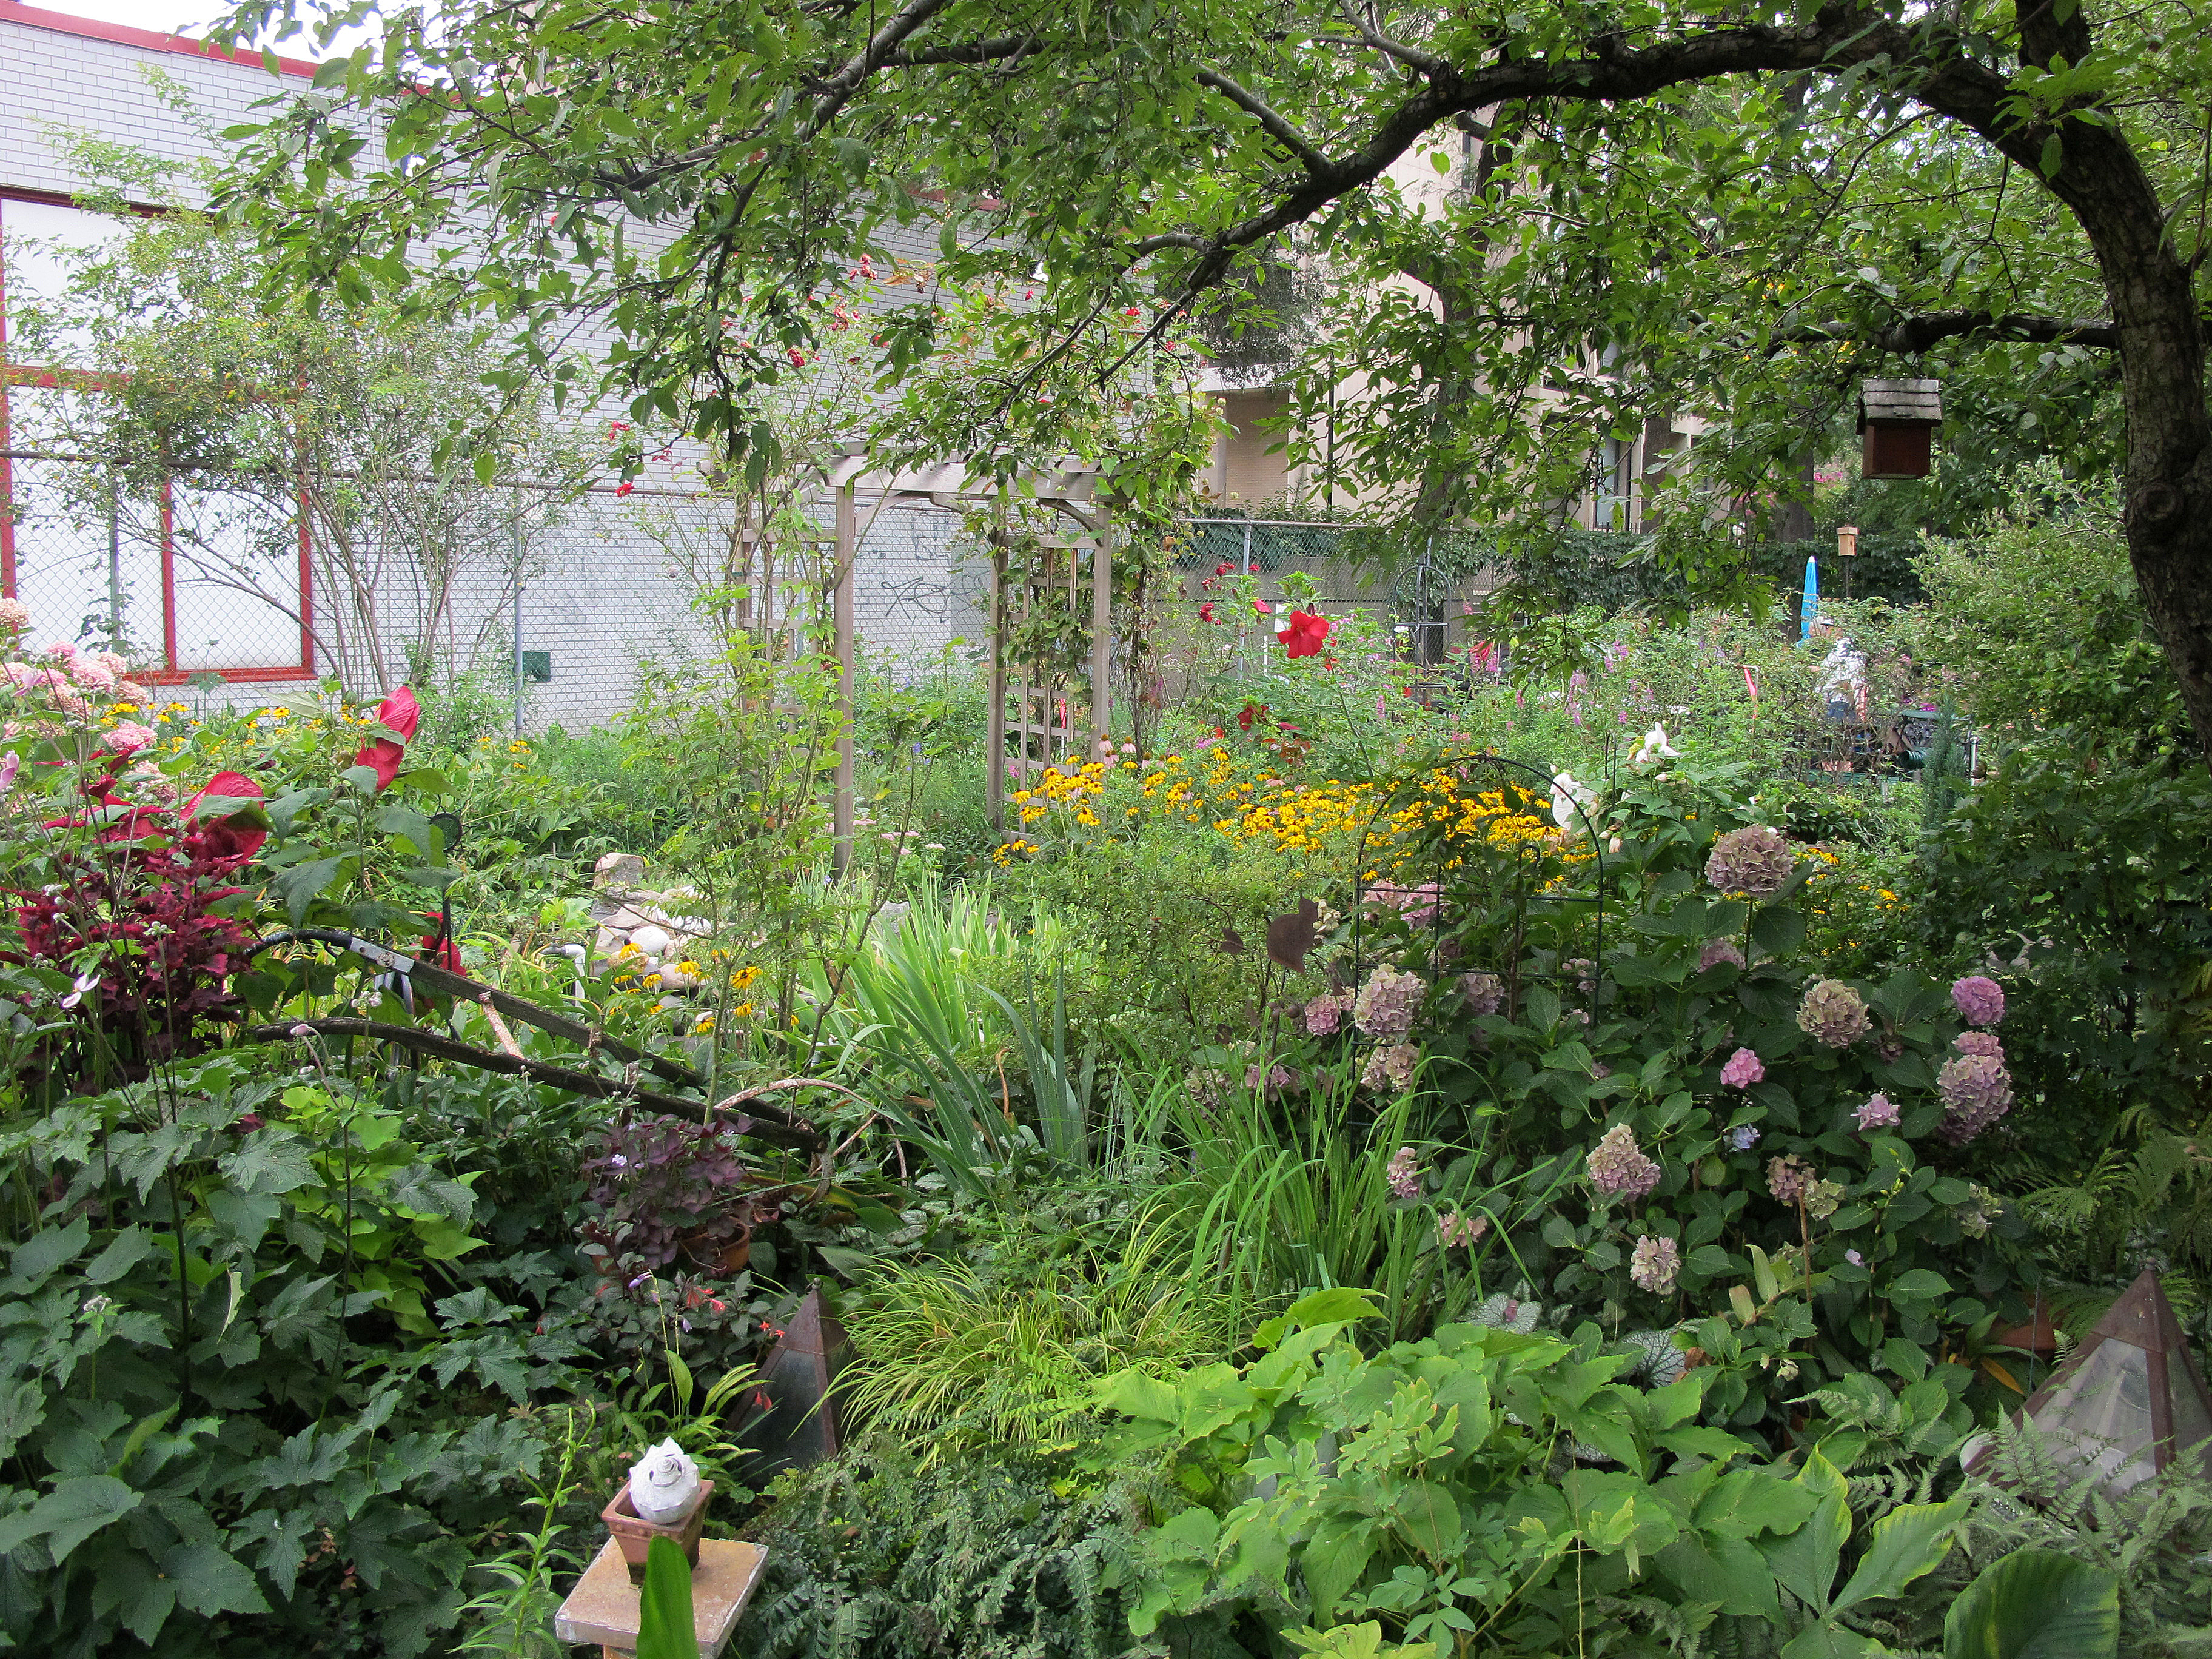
[1088, 514, 1112, 756]
[831, 481, 856, 880]
[510, 486, 524, 737]
[106, 468, 122, 652]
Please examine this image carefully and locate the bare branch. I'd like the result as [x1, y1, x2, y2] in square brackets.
[1333, 0, 1447, 76]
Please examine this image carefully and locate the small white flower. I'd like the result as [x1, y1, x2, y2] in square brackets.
[59, 969, 99, 1010]
[1629, 722, 1681, 766]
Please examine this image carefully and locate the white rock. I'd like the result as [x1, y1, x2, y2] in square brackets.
[628, 923, 673, 958]
[628, 1438, 702, 1524]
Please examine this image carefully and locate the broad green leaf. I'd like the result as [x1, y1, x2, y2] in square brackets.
[163, 1539, 270, 1617]
[1760, 1453, 1849, 1615]
[8, 1216, 90, 1289]
[1832, 1498, 1967, 1611]
[1655, 1535, 1780, 1620]
[635, 1535, 695, 1659]
[0, 1475, 142, 1562]
[1944, 1548, 2119, 1659]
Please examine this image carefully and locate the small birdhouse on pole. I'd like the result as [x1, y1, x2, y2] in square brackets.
[1857, 378, 1942, 480]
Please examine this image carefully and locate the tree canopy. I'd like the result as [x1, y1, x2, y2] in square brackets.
[208, 0, 2212, 754]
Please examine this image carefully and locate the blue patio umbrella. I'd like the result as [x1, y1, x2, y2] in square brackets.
[1800, 552, 1820, 641]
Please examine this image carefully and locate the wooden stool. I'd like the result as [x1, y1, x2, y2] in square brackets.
[554, 1536, 768, 1658]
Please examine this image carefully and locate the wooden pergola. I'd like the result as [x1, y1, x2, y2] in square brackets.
[819, 451, 1113, 871]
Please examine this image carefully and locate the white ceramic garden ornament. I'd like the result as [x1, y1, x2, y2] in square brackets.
[627, 1438, 702, 1524]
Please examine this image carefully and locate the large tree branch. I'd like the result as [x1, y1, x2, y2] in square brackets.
[1786, 309, 2125, 354]
[1195, 69, 1336, 178]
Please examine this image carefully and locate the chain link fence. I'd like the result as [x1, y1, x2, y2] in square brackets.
[2, 446, 1447, 733]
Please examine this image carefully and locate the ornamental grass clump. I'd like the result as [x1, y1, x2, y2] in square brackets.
[1797, 978, 1872, 1048]
[1703, 824, 1794, 897]
[1586, 1124, 1661, 1203]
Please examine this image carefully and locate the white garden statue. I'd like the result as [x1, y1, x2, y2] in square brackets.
[627, 1438, 702, 1524]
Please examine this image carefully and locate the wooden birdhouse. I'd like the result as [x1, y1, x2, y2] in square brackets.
[1857, 378, 1942, 480]
[1972, 1269, 2212, 1496]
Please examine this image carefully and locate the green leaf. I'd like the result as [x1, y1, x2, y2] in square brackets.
[1751, 905, 1806, 958]
[1656, 1535, 1778, 1620]
[163, 1539, 271, 1617]
[220, 1129, 321, 1198]
[2039, 133, 2064, 178]
[84, 1226, 154, 1285]
[0, 1475, 142, 1562]
[8, 1216, 90, 1290]
[1097, 1369, 1182, 1423]
[1944, 1548, 2118, 1659]
[635, 1535, 695, 1659]
[270, 855, 352, 924]
[1832, 1498, 1966, 1610]
[1780, 1626, 1889, 1659]
[0, 1380, 47, 1461]
[1760, 1453, 1848, 1616]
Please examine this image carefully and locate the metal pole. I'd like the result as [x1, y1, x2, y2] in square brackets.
[511, 487, 524, 737]
[831, 483, 856, 880]
[1088, 516, 1112, 757]
[107, 470, 123, 652]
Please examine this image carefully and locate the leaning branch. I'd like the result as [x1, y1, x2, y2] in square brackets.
[1785, 310, 2124, 353]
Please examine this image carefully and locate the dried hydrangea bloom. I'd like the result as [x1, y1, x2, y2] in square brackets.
[1587, 1123, 1661, 1202]
[1855, 1093, 1900, 1133]
[1360, 1041, 1421, 1093]
[1797, 979, 1872, 1048]
[1698, 939, 1747, 972]
[1937, 1053, 2013, 1144]
[1629, 1234, 1681, 1295]
[1438, 1210, 1490, 1248]
[1386, 1145, 1420, 1199]
[1352, 966, 1426, 1037]
[1458, 971, 1504, 1016]
[1704, 825, 1794, 897]
[1767, 1154, 1814, 1204]
[1720, 1047, 1765, 1090]
[1184, 1066, 1227, 1109]
[1954, 1030, 2003, 1060]
[1951, 975, 2005, 1027]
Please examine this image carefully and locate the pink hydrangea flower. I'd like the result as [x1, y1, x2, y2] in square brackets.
[1587, 1124, 1661, 1202]
[1629, 1234, 1681, 1295]
[1360, 1041, 1420, 1093]
[1720, 1047, 1765, 1089]
[1953, 1031, 2003, 1060]
[1698, 939, 1746, 972]
[1386, 1145, 1420, 1199]
[1951, 975, 2005, 1027]
[1303, 988, 1353, 1037]
[1767, 1154, 1814, 1204]
[1458, 971, 1504, 1016]
[70, 658, 117, 693]
[1352, 966, 1425, 1037]
[101, 722, 157, 755]
[1855, 1093, 1900, 1132]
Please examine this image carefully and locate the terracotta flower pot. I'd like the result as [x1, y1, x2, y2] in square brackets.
[601, 1478, 713, 1584]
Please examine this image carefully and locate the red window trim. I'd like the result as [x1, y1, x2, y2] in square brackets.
[0, 4, 320, 81]
[0, 201, 317, 683]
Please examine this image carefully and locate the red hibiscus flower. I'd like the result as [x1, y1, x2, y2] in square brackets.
[1198, 602, 1217, 623]
[1281, 610, 1331, 659]
[184, 769, 268, 859]
[418, 933, 463, 973]
[1214, 562, 1233, 577]
[1236, 702, 1267, 732]
[354, 687, 420, 793]
[1252, 598, 1273, 617]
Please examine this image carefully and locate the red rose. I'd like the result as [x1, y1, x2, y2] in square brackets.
[1198, 602, 1216, 623]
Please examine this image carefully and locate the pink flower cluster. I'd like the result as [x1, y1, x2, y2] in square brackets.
[1587, 1123, 1661, 1202]
[1438, 1210, 1489, 1248]
[1302, 987, 1355, 1036]
[1797, 979, 1872, 1048]
[1629, 1234, 1681, 1295]
[1457, 971, 1504, 1016]
[1855, 1093, 1900, 1133]
[1386, 1145, 1420, 1199]
[1766, 1154, 1814, 1204]
[1951, 975, 2005, 1027]
[1352, 966, 1426, 1037]
[1361, 1041, 1419, 1093]
[1720, 1047, 1765, 1089]
[1698, 939, 1746, 972]
[1937, 1050, 2013, 1145]
[1704, 825, 1794, 897]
